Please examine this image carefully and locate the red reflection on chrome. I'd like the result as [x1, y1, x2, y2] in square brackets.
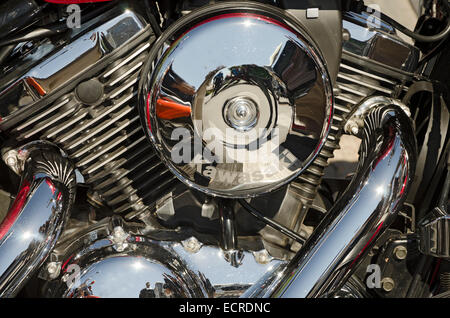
[0, 181, 31, 240]
[45, 178, 56, 195]
[349, 221, 384, 269]
[146, 92, 152, 133]
[373, 126, 396, 170]
[61, 254, 75, 273]
[399, 157, 408, 197]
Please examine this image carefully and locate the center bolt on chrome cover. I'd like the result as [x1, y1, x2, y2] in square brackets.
[223, 97, 259, 132]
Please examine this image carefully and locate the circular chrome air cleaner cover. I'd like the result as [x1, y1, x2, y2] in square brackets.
[139, 4, 333, 198]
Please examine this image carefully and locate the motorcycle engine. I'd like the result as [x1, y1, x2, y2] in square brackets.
[0, 0, 423, 297]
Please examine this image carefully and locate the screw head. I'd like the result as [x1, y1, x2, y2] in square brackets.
[110, 226, 129, 252]
[223, 97, 259, 132]
[112, 226, 127, 241]
[345, 120, 360, 135]
[252, 249, 272, 264]
[182, 236, 202, 253]
[381, 277, 395, 292]
[393, 246, 407, 260]
[46, 262, 61, 279]
[6, 156, 16, 167]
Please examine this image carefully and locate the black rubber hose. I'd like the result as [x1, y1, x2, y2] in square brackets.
[0, 0, 42, 39]
[367, 1, 450, 43]
[0, 44, 15, 66]
[145, 0, 162, 37]
[238, 199, 306, 245]
[0, 24, 68, 48]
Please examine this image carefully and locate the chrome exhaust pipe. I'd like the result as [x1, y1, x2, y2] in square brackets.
[244, 102, 417, 298]
[0, 142, 76, 297]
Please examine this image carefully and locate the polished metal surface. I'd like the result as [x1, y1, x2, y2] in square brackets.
[140, 4, 333, 198]
[0, 142, 76, 297]
[419, 212, 450, 258]
[243, 101, 417, 298]
[344, 95, 411, 134]
[0, 10, 146, 125]
[1, 7, 166, 217]
[58, 238, 210, 298]
[342, 11, 420, 73]
[48, 220, 283, 298]
[351, 96, 411, 118]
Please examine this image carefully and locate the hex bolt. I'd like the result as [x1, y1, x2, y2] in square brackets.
[187, 240, 196, 250]
[381, 277, 395, 292]
[393, 245, 407, 260]
[182, 236, 202, 253]
[6, 156, 17, 167]
[112, 226, 127, 241]
[110, 226, 129, 252]
[253, 250, 272, 265]
[47, 262, 61, 279]
[3, 150, 19, 172]
[344, 120, 359, 135]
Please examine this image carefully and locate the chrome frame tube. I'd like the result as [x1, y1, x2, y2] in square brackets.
[243, 104, 417, 298]
[0, 142, 76, 297]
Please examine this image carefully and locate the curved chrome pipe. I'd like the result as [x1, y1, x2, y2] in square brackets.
[244, 104, 417, 298]
[0, 142, 76, 297]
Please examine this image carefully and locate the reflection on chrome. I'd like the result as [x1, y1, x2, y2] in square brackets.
[139, 8, 333, 198]
[342, 11, 420, 73]
[0, 10, 147, 127]
[48, 220, 284, 298]
[243, 102, 417, 298]
[0, 142, 76, 297]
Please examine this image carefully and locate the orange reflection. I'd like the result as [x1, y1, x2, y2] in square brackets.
[26, 77, 46, 96]
[156, 98, 191, 120]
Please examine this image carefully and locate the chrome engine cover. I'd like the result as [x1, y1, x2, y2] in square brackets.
[46, 217, 282, 298]
[139, 4, 333, 198]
